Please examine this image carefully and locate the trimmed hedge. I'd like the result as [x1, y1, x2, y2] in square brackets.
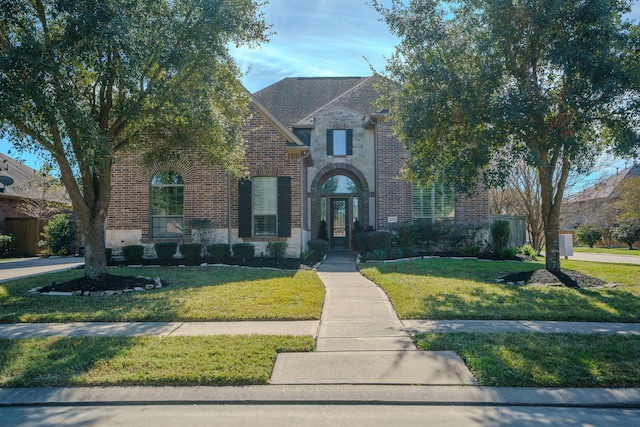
[232, 243, 255, 260]
[154, 242, 177, 260]
[365, 231, 391, 251]
[266, 241, 288, 259]
[207, 243, 230, 263]
[0, 234, 15, 258]
[122, 245, 144, 262]
[179, 243, 202, 260]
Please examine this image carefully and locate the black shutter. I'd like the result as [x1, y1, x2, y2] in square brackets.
[238, 179, 252, 237]
[277, 176, 291, 237]
[326, 129, 334, 155]
[346, 129, 353, 155]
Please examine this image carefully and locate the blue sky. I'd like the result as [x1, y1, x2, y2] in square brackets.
[1, 0, 639, 171]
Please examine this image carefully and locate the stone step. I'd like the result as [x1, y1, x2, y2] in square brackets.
[270, 351, 476, 385]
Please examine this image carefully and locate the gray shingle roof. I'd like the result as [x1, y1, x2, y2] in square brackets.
[566, 164, 640, 203]
[253, 76, 383, 128]
[0, 152, 68, 202]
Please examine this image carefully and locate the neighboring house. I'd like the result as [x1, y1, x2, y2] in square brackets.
[562, 164, 640, 233]
[107, 76, 489, 256]
[0, 153, 70, 256]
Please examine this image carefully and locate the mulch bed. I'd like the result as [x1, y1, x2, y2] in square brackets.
[36, 274, 161, 293]
[499, 269, 610, 288]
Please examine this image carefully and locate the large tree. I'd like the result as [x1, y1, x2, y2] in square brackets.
[0, 0, 269, 280]
[374, 0, 640, 273]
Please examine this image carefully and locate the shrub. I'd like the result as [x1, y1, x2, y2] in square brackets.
[351, 219, 362, 249]
[490, 220, 510, 254]
[266, 241, 288, 259]
[0, 234, 16, 258]
[365, 231, 391, 251]
[576, 224, 603, 248]
[612, 219, 640, 250]
[105, 248, 113, 263]
[122, 245, 144, 262]
[368, 249, 388, 260]
[317, 219, 328, 240]
[307, 239, 329, 262]
[355, 232, 370, 253]
[519, 244, 538, 260]
[41, 214, 76, 255]
[154, 242, 177, 260]
[501, 247, 517, 260]
[232, 243, 255, 260]
[207, 243, 230, 263]
[179, 243, 202, 260]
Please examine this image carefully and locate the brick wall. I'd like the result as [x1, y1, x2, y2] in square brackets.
[0, 197, 23, 233]
[108, 103, 302, 252]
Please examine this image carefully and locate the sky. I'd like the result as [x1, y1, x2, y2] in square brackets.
[1, 0, 639, 173]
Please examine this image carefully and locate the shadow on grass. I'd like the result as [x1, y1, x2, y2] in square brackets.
[0, 266, 321, 323]
[416, 332, 640, 387]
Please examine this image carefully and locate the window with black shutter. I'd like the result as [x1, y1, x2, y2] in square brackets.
[327, 129, 353, 156]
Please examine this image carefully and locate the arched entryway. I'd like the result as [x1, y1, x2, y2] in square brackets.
[311, 166, 370, 250]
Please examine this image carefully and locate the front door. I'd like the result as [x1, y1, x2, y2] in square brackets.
[330, 198, 348, 249]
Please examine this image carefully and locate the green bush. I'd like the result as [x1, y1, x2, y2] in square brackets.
[612, 219, 640, 250]
[368, 249, 388, 260]
[0, 234, 16, 258]
[365, 231, 391, 251]
[207, 243, 230, 263]
[501, 247, 517, 260]
[576, 224, 603, 248]
[491, 220, 510, 254]
[154, 242, 177, 260]
[179, 243, 202, 260]
[122, 245, 144, 262]
[307, 239, 329, 262]
[356, 232, 370, 253]
[41, 214, 76, 256]
[266, 241, 288, 259]
[317, 219, 328, 240]
[519, 244, 538, 260]
[232, 243, 255, 260]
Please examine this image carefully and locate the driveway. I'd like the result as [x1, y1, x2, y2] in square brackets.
[0, 257, 85, 282]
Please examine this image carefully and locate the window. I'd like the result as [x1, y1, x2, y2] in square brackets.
[412, 182, 455, 223]
[151, 171, 184, 237]
[238, 177, 291, 238]
[326, 129, 353, 156]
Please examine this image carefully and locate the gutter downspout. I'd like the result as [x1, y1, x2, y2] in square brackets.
[227, 173, 232, 245]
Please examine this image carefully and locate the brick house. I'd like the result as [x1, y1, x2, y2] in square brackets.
[107, 76, 489, 256]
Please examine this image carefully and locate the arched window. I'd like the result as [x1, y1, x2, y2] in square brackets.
[321, 175, 358, 194]
[150, 171, 184, 238]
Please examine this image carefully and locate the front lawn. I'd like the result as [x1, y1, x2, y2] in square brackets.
[574, 246, 639, 255]
[359, 258, 640, 322]
[0, 335, 314, 387]
[416, 333, 640, 387]
[0, 266, 325, 323]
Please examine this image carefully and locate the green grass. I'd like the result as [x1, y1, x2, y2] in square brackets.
[0, 335, 314, 387]
[574, 246, 640, 255]
[0, 266, 325, 323]
[416, 333, 640, 387]
[359, 258, 640, 322]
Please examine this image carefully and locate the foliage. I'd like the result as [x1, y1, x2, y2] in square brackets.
[153, 242, 177, 260]
[105, 248, 112, 263]
[615, 175, 640, 221]
[40, 214, 76, 256]
[365, 231, 392, 251]
[374, 0, 640, 274]
[307, 239, 329, 262]
[232, 243, 255, 260]
[518, 244, 538, 260]
[453, 224, 487, 256]
[0, 0, 269, 280]
[266, 241, 288, 259]
[121, 245, 144, 262]
[490, 220, 510, 254]
[0, 234, 16, 258]
[612, 219, 640, 249]
[16, 164, 71, 219]
[190, 219, 216, 251]
[351, 219, 362, 249]
[207, 243, 230, 263]
[179, 243, 202, 260]
[576, 225, 603, 248]
[317, 220, 328, 240]
[500, 247, 517, 260]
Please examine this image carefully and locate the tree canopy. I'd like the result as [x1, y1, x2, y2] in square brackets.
[0, 0, 270, 279]
[374, 0, 640, 273]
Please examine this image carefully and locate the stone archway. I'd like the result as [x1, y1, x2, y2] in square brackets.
[310, 164, 370, 249]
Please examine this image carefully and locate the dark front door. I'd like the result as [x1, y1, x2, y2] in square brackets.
[331, 198, 348, 249]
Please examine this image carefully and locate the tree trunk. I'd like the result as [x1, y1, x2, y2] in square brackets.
[538, 161, 567, 275]
[544, 219, 561, 273]
[82, 211, 109, 281]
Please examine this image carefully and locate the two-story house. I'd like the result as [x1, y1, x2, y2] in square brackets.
[107, 76, 489, 256]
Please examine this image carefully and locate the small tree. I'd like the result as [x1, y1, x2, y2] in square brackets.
[576, 225, 603, 248]
[490, 220, 510, 254]
[40, 214, 76, 256]
[612, 219, 640, 250]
